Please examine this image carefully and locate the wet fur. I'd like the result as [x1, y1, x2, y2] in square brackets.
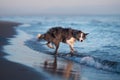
[38, 27, 88, 55]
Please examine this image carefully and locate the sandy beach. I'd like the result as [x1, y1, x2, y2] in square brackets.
[0, 21, 46, 80]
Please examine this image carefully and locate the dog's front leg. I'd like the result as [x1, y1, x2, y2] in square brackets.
[67, 42, 75, 55]
[66, 38, 75, 55]
[69, 44, 75, 54]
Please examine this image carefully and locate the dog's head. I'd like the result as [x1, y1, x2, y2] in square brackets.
[73, 31, 89, 42]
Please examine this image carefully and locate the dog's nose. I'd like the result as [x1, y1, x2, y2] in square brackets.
[80, 40, 83, 42]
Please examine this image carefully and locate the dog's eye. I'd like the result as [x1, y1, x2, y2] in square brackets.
[83, 35, 86, 39]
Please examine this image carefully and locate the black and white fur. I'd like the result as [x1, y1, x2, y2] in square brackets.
[37, 27, 88, 55]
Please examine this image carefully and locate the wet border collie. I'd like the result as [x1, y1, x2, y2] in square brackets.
[37, 27, 88, 56]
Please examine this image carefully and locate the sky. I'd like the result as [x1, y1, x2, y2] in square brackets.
[0, 0, 120, 16]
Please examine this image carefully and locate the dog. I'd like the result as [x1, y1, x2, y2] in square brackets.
[37, 27, 88, 56]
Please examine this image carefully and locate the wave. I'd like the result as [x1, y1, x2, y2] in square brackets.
[89, 19, 119, 28]
[20, 23, 31, 27]
[70, 22, 80, 26]
[25, 38, 120, 73]
[65, 54, 120, 73]
[90, 19, 103, 24]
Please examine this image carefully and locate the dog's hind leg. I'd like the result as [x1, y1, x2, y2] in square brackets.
[46, 42, 54, 49]
[54, 42, 60, 56]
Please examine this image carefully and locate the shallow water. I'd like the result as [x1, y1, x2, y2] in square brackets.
[3, 29, 120, 80]
[1, 15, 120, 80]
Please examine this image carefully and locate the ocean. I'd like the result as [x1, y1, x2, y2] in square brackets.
[1, 15, 120, 80]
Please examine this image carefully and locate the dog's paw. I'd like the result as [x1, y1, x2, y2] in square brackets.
[47, 44, 54, 49]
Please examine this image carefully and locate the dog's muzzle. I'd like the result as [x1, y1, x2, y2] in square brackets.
[80, 40, 83, 42]
[79, 38, 84, 42]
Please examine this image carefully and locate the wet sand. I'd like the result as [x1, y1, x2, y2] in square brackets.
[0, 21, 46, 80]
[0, 21, 20, 56]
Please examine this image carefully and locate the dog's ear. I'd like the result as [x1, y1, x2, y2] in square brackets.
[73, 31, 80, 39]
[85, 33, 89, 35]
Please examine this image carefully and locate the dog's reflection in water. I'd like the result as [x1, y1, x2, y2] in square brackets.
[44, 56, 57, 73]
[43, 56, 81, 80]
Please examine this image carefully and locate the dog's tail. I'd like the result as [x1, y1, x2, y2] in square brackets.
[37, 34, 44, 40]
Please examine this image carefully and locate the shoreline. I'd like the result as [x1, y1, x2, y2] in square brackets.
[1, 20, 120, 80]
[0, 21, 45, 80]
[0, 21, 83, 80]
[3, 24, 82, 80]
[0, 21, 21, 56]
